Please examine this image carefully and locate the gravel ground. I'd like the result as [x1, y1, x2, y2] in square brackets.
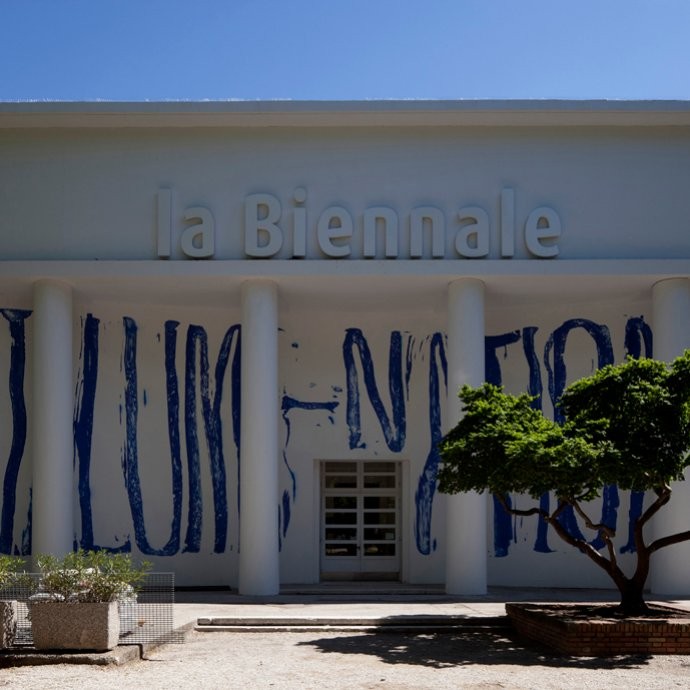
[2, 629, 690, 689]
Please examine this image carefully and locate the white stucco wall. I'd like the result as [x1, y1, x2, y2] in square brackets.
[0, 102, 688, 588]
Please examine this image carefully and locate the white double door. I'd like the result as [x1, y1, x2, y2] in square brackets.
[320, 460, 401, 580]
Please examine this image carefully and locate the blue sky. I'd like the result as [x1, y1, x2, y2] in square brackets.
[2, 0, 690, 101]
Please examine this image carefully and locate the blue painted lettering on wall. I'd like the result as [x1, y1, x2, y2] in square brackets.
[182, 324, 240, 553]
[343, 329, 407, 452]
[75, 314, 130, 552]
[119, 318, 241, 556]
[413, 333, 447, 554]
[279, 395, 339, 548]
[0, 307, 656, 565]
[0, 310, 30, 555]
[485, 317, 651, 558]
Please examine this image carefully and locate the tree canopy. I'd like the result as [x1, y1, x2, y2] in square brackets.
[438, 350, 690, 614]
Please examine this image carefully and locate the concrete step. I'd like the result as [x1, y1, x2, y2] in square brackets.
[195, 615, 510, 633]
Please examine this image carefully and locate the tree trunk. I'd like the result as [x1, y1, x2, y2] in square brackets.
[618, 580, 649, 616]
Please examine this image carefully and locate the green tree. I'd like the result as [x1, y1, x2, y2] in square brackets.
[438, 351, 690, 615]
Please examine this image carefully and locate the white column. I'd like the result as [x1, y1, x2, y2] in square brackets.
[31, 280, 74, 559]
[239, 280, 280, 595]
[445, 278, 487, 595]
[650, 278, 690, 595]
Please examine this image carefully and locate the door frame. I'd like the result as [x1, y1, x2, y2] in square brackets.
[313, 457, 409, 583]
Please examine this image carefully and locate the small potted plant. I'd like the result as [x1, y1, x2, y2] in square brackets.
[0, 554, 29, 649]
[29, 550, 150, 651]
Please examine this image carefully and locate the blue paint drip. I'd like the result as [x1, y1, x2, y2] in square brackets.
[404, 334, 414, 401]
[621, 491, 645, 554]
[484, 331, 521, 558]
[123, 317, 189, 555]
[522, 327, 543, 409]
[620, 316, 652, 553]
[343, 329, 406, 452]
[544, 318, 614, 424]
[184, 324, 241, 554]
[588, 485, 620, 550]
[0, 310, 30, 555]
[520, 326, 554, 553]
[544, 319, 614, 543]
[183, 327, 203, 552]
[74, 314, 130, 552]
[122, 316, 161, 555]
[20, 488, 31, 556]
[534, 493, 555, 553]
[281, 490, 291, 538]
[281, 396, 338, 502]
[414, 333, 446, 555]
[624, 316, 653, 359]
[485, 331, 520, 386]
[159, 320, 183, 555]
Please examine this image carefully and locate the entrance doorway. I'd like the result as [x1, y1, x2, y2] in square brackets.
[320, 460, 401, 581]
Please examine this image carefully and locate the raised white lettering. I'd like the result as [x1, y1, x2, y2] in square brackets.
[317, 206, 353, 258]
[456, 207, 489, 258]
[410, 206, 445, 259]
[245, 193, 283, 257]
[500, 188, 515, 258]
[292, 187, 307, 258]
[525, 207, 561, 258]
[363, 207, 398, 258]
[181, 206, 215, 258]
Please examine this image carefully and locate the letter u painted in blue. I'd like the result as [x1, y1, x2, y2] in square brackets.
[122, 317, 181, 556]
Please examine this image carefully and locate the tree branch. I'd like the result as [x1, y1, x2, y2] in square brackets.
[637, 484, 671, 532]
[649, 530, 690, 554]
[494, 493, 548, 520]
[570, 500, 618, 568]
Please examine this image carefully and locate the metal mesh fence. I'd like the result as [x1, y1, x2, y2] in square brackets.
[1, 572, 183, 648]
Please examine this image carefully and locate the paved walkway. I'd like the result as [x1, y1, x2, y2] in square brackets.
[3, 586, 689, 669]
[173, 585, 690, 630]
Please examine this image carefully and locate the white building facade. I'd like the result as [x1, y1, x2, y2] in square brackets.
[1, 101, 689, 594]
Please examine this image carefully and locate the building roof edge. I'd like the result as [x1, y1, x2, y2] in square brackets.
[2, 99, 690, 128]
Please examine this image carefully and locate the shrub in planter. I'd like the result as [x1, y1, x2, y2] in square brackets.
[30, 550, 150, 651]
[0, 554, 30, 649]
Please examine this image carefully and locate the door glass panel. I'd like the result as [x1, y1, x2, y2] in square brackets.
[363, 511, 396, 525]
[324, 462, 357, 473]
[325, 544, 357, 556]
[364, 528, 396, 541]
[363, 475, 396, 489]
[364, 496, 396, 510]
[325, 475, 357, 489]
[325, 496, 356, 510]
[325, 511, 357, 525]
[325, 527, 357, 541]
[365, 462, 396, 473]
[363, 543, 396, 557]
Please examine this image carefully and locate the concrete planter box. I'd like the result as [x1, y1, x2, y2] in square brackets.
[30, 600, 120, 651]
[0, 601, 17, 648]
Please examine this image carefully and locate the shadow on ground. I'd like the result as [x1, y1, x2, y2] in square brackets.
[298, 629, 652, 670]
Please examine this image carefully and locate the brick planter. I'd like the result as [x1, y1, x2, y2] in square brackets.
[506, 602, 690, 656]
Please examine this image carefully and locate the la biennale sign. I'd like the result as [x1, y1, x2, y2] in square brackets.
[156, 187, 562, 260]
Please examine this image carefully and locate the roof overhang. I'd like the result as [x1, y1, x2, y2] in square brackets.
[2, 100, 690, 128]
